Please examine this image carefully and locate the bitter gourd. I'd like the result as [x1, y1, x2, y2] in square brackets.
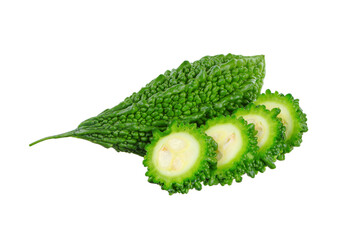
[143, 121, 217, 194]
[254, 90, 308, 159]
[30, 54, 265, 156]
[201, 116, 258, 185]
[233, 104, 285, 171]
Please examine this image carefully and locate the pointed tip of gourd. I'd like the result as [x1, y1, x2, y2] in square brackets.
[29, 130, 77, 147]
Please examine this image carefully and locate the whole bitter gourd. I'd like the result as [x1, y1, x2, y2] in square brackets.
[201, 116, 258, 185]
[233, 103, 286, 171]
[254, 90, 308, 159]
[143, 121, 217, 194]
[30, 54, 265, 156]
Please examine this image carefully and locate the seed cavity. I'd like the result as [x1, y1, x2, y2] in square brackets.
[158, 146, 172, 169]
[154, 133, 200, 177]
[171, 156, 183, 170]
[205, 123, 242, 167]
[241, 114, 269, 147]
[260, 101, 294, 140]
[168, 137, 186, 151]
[223, 133, 235, 150]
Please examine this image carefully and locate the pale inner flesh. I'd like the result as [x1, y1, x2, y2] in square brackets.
[261, 101, 294, 140]
[205, 123, 242, 167]
[153, 132, 200, 177]
[238, 114, 270, 147]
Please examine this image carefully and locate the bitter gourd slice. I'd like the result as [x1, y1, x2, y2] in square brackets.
[143, 122, 217, 195]
[201, 116, 258, 185]
[233, 104, 285, 171]
[30, 54, 265, 157]
[254, 90, 308, 159]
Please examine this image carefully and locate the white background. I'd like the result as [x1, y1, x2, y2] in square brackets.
[1, 1, 355, 239]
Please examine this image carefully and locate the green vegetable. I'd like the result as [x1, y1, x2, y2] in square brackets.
[233, 104, 285, 171]
[201, 116, 258, 185]
[143, 121, 217, 194]
[254, 90, 308, 159]
[30, 54, 265, 156]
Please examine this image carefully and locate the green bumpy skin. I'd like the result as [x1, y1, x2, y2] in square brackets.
[233, 104, 286, 172]
[143, 122, 217, 195]
[200, 116, 258, 185]
[30, 54, 265, 156]
[254, 90, 308, 159]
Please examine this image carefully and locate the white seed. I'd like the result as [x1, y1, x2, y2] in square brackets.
[168, 137, 186, 151]
[171, 156, 183, 170]
[223, 133, 235, 150]
[158, 146, 172, 169]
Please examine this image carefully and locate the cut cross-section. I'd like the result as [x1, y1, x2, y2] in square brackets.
[205, 124, 242, 168]
[201, 116, 258, 185]
[240, 114, 270, 147]
[153, 132, 200, 177]
[234, 104, 286, 172]
[143, 122, 217, 195]
[254, 90, 308, 158]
